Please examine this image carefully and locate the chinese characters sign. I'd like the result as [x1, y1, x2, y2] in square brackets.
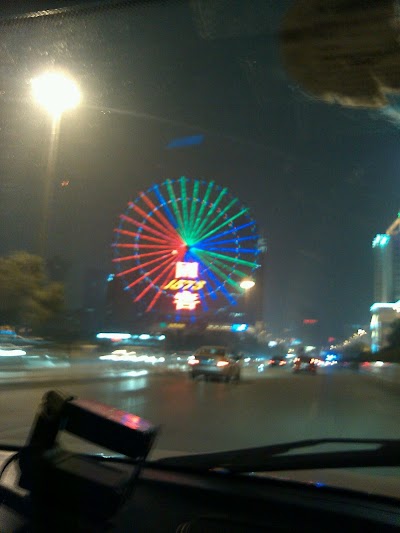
[174, 291, 200, 310]
[163, 261, 206, 311]
[175, 261, 198, 279]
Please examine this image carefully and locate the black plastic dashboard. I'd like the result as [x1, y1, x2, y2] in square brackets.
[1, 450, 400, 532]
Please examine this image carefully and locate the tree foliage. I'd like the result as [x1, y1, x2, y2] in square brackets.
[0, 251, 64, 328]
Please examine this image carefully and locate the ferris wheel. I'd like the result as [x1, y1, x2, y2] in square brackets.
[112, 177, 260, 313]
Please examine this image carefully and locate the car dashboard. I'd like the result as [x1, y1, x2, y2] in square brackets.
[0, 449, 400, 532]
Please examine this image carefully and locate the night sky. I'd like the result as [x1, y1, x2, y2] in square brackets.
[1, 0, 399, 339]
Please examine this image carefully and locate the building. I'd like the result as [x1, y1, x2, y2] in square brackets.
[371, 213, 400, 350]
[370, 302, 400, 353]
[372, 233, 392, 303]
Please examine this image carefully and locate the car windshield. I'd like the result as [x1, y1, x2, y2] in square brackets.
[1, 0, 400, 499]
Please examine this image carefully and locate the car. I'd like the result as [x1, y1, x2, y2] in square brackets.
[188, 346, 241, 382]
[293, 356, 317, 374]
[268, 357, 287, 367]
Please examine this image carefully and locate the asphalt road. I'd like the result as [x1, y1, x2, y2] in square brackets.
[0, 367, 399, 458]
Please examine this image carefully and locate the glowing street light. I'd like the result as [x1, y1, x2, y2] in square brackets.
[240, 279, 255, 290]
[31, 72, 81, 118]
[31, 71, 81, 257]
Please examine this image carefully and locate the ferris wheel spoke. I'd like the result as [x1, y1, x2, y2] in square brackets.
[117, 252, 174, 278]
[134, 258, 180, 303]
[200, 235, 257, 247]
[195, 248, 260, 269]
[129, 201, 180, 238]
[196, 255, 239, 290]
[120, 214, 180, 243]
[146, 263, 179, 312]
[179, 177, 190, 231]
[165, 179, 185, 238]
[152, 184, 179, 230]
[124, 255, 178, 290]
[140, 191, 179, 236]
[205, 247, 258, 254]
[197, 207, 249, 243]
[192, 185, 227, 239]
[190, 181, 214, 237]
[200, 220, 256, 245]
[193, 249, 238, 289]
[113, 249, 174, 262]
[195, 194, 236, 241]
[113, 229, 172, 245]
[188, 179, 200, 232]
[204, 255, 250, 280]
[196, 259, 237, 304]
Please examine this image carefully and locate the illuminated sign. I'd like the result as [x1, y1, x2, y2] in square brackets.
[175, 261, 198, 279]
[163, 279, 206, 291]
[167, 323, 186, 329]
[231, 324, 248, 332]
[174, 291, 200, 311]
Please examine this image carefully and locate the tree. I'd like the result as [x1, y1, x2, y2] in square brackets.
[0, 251, 64, 329]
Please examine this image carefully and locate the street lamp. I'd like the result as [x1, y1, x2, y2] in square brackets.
[31, 72, 81, 118]
[240, 279, 255, 324]
[240, 279, 255, 290]
[31, 71, 81, 257]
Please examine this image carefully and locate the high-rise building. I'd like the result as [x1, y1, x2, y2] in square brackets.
[371, 213, 400, 350]
[372, 214, 400, 303]
[372, 233, 392, 303]
[387, 215, 400, 300]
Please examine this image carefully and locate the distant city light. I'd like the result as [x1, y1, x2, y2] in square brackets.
[370, 300, 400, 313]
[158, 335, 166, 340]
[268, 341, 278, 347]
[372, 234, 390, 248]
[0, 348, 26, 357]
[96, 333, 131, 340]
[139, 334, 151, 340]
[231, 324, 248, 332]
[107, 274, 115, 282]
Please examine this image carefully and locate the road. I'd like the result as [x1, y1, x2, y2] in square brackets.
[0, 366, 400, 458]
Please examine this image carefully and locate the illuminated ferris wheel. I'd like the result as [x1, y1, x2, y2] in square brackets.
[112, 177, 260, 313]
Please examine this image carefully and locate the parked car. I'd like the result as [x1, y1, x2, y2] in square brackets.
[188, 346, 242, 382]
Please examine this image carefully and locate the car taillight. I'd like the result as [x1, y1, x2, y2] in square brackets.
[188, 359, 199, 365]
[217, 360, 229, 367]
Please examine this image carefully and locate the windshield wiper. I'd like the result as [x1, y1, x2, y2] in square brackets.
[157, 438, 400, 474]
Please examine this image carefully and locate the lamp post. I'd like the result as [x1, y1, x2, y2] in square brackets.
[31, 72, 81, 257]
[240, 279, 255, 323]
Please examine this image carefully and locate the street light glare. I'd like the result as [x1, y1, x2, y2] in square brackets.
[31, 72, 81, 116]
[240, 279, 255, 290]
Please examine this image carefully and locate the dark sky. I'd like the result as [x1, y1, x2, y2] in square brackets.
[0, 0, 399, 339]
